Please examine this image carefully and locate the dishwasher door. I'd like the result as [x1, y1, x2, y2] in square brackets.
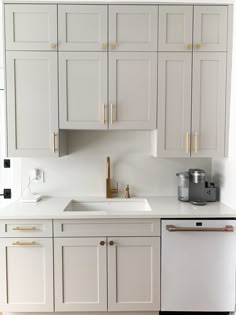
[161, 219, 236, 312]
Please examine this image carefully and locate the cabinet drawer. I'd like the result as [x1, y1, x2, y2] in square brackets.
[54, 219, 160, 237]
[0, 220, 53, 237]
[5, 4, 57, 51]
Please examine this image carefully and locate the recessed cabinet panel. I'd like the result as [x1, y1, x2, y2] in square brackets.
[191, 52, 226, 157]
[6, 51, 59, 157]
[193, 6, 228, 51]
[0, 238, 53, 312]
[159, 6, 193, 51]
[157, 53, 192, 157]
[54, 238, 107, 312]
[109, 5, 158, 51]
[109, 52, 157, 129]
[5, 4, 57, 51]
[108, 237, 160, 311]
[59, 52, 107, 129]
[58, 5, 107, 51]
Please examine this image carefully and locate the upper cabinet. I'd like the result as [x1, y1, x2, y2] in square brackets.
[58, 5, 107, 51]
[109, 5, 158, 51]
[5, 5, 57, 51]
[159, 6, 193, 52]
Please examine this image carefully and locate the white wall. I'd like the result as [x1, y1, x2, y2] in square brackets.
[21, 131, 212, 198]
[212, 4, 236, 208]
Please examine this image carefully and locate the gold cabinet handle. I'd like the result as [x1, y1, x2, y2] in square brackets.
[110, 104, 113, 125]
[185, 132, 190, 154]
[109, 42, 116, 49]
[50, 42, 56, 49]
[186, 43, 192, 49]
[12, 241, 36, 246]
[12, 227, 36, 231]
[102, 104, 106, 124]
[194, 131, 198, 153]
[195, 43, 201, 49]
[101, 42, 107, 49]
[52, 131, 56, 153]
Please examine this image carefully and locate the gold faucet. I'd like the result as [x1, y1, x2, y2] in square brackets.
[106, 156, 118, 198]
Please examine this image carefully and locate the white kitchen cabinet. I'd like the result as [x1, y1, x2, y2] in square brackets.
[191, 52, 227, 157]
[193, 6, 228, 52]
[5, 4, 57, 51]
[59, 52, 107, 129]
[58, 5, 107, 51]
[108, 237, 160, 311]
[159, 6, 193, 51]
[109, 5, 158, 51]
[6, 51, 65, 157]
[157, 52, 192, 157]
[0, 238, 53, 312]
[109, 52, 157, 129]
[54, 237, 107, 312]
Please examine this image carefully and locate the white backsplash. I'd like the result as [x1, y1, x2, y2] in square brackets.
[21, 131, 212, 198]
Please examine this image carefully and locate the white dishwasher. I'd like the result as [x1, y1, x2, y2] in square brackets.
[161, 219, 236, 312]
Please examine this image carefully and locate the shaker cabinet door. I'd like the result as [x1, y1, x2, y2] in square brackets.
[193, 6, 228, 51]
[159, 6, 193, 51]
[0, 238, 53, 312]
[109, 5, 158, 51]
[191, 52, 227, 157]
[5, 4, 57, 51]
[109, 52, 157, 129]
[108, 237, 160, 311]
[59, 52, 108, 129]
[54, 238, 107, 312]
[6, 51, 59, 157]
[157, 52, 192, 157]
[58, 5, 107, 51]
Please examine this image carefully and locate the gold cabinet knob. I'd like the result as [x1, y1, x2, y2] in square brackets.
[100, 240, 105, 246]
[109, 42, 116, 49]
[50, 42, 56, 49]
[195, 43, 201, 49]
[101, 42, 107, 49]
[186, 43, 192, 49]
[109, 240, 114, 246]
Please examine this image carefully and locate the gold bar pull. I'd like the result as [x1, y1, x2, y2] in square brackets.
[166, 225, 234, 233]
[12, 227, 36, 231]
[185, 132, 190, 154]
[102, 104, 106, 124]
[52, 131, 56, 153]
[12, 241, 36, 246]
[110, 104, 113, 125]
[194, 131, 198, 153]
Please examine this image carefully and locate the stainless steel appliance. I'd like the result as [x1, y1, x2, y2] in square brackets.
[176, 172, 189, 201]
[189, 169, 206, 205]
[161, 219, 236, 312]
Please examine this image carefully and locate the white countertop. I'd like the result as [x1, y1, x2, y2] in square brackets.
[0, 196, 235, 219]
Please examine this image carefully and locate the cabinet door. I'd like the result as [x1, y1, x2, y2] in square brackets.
[108, 237, 160, 311]
[109, 52, 157, 129]
[109, 5, 158, 51]
[58, 5, 107, 51]
[59, 52, 107, 129]
[6, 51, 59, 157]
[159, 6, 193, 51]
[193, 6, 228, 51]
[192, 52, 226, 157]
[157, 53, 192, 157]
[5, 4, 57, 51]
[54, 238, 107, 312]
[0, 238, 53, 312]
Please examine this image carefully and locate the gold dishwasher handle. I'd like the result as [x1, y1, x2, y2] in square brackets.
[166, 225, 234, 232]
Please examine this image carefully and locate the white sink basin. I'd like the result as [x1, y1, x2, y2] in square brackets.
[64, 199, 151, 212]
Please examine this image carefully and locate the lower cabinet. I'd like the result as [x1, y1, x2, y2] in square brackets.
[54, 236, 160, 312]
[0, 238, 53, 312]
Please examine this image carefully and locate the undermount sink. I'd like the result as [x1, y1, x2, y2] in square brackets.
[64, 199, 152, 212]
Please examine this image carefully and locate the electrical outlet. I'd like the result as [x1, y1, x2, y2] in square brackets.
[3, 159, 11, 168]
[29, 169, 44, 183]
